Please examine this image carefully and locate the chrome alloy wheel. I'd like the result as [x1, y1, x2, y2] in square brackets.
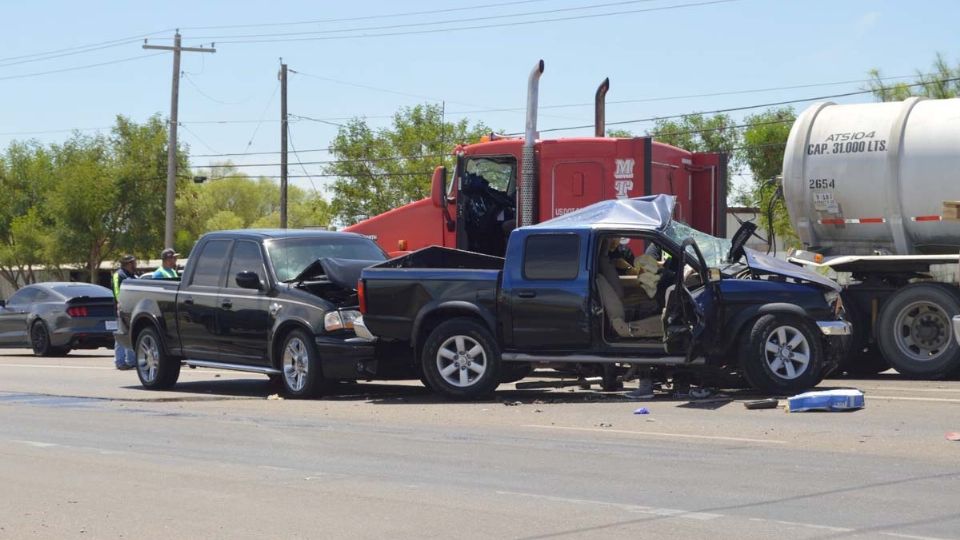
[137, 333, 161, 383]
[763, 325, 811, 380]
[436, 335, 487, 388]
[282, 336, 310, 392]
[893, 301, 951, 363]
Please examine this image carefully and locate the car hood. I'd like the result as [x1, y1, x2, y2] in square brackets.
[744, 248, 840, 292]
[293, 258, 383, 289]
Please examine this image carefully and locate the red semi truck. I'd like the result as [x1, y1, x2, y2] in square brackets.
[345, 61, 728, 257]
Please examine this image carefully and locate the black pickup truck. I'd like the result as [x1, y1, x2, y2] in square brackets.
[358, 195, 851, 399]
[117, 229, 401, 397]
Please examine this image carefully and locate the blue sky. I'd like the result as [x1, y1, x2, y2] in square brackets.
[2, 0, 957, 194]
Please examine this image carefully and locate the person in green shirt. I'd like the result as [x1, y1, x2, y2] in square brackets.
[149, 248, 180, 279]
[112, 255, 138, 370]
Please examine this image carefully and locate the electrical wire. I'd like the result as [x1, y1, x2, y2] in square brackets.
[0, 27, 175, 65]
[193, 153, 448, 168]
[0, 52, 166, 82]
[288, 113, 345, 128]
[191, 0, 665, 40]
[287, 125, 321, 194]
[181, 0, 551, 31]
[191, 148, 331, 157]
[213, 0, 737, 44]
[521, 76, 960, 135]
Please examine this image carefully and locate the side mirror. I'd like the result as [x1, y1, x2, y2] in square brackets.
[235, 271, 263, 290]
[431, 166, 447, 208]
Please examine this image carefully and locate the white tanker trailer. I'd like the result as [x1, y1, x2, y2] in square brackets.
[783, 96, 960, 378]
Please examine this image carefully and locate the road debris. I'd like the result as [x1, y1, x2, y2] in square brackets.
[744, 398, 779, 410]
[946, 432, 960, 441]
[633, 407, 650, 415]
[266, 394, 284, 401]
[786, 389, 864, 412]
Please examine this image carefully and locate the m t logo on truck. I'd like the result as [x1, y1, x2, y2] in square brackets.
[614, 158, 635, 199]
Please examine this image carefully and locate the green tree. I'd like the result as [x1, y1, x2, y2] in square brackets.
[325, 103, 490, 225]
[869, 53, 960, 101]
[741, 107, 797, 245]
[648, 113, 742, 189]
[0, 141, 57, 288]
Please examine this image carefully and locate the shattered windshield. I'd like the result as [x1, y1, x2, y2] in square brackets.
[266, 237, 386, 282]
[662, 220, 732, 268]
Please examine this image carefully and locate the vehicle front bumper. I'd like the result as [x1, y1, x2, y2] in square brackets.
[816, 320, 852, 336]
[953, 315, 960, 346]
[314, 335, 377, 379]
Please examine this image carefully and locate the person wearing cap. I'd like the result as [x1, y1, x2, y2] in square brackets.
[112, 255, 138, 370]
[149, 248, 180, 279]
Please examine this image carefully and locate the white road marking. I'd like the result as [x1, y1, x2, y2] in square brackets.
[881, 532, 955, 540]
[748, 517, 852, 532]
[525, 424, 787, 445]
[870, 395, 960, 404]
[0, 363, 115, 370]
[496, 490, 722, 521]
[864, 386, 960, 394]
[11, 439, 58, 448]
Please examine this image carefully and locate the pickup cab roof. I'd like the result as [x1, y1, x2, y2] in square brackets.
[525, 194, 674, 233]
[200, 229, 370, 241]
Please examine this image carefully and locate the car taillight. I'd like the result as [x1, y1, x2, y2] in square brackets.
[357, 279, 366, 314]
[67, 306, 89, 317]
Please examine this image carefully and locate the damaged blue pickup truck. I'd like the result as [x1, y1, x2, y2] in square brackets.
[357, 195, 851, 399]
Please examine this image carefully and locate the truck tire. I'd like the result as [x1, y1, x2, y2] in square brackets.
[135, 326, 181, 390]
[421, 318, 501, 400]
[279, 329, 323, 398]
[739, 314, 825, 395]
[876, 283, 960, 379]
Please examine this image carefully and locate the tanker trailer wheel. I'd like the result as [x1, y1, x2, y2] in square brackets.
[739, 314, 824, 395]
[838, 293, 890, 377]
[421, 318, 501, 400]
[876, 283, 960, 379]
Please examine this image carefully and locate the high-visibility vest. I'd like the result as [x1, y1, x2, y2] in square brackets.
[112, 269, 133, 299]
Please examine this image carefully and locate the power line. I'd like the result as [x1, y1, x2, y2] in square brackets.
[213, 0, 737, 44]
[287, 125, 321, 194]
[288, 113, 345, 127]
[191, 148, 331, 157]
[193, 153, 448, 168]
[0, 27, 174, 65]
[243, 81, 281, 152]
[0, 52, 166, 82]
[192, 0, 664, 40]
[182, 73, 256, 105]
[180, 0, 550, 31]
[521, 76, 960, 135]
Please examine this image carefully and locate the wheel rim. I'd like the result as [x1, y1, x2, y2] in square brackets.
[436, 335, 487, 388]
[31, 324, 47, 352]
[282, 337, 309, 392]
[137, 334, 160, 383]
[763, 325, 811, 380]
[893, 301, 951, 363]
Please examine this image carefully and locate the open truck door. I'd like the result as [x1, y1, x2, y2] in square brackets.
[662, 238, 720, 362]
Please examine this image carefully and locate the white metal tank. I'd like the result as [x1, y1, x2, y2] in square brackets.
[783, 97, 960, 255]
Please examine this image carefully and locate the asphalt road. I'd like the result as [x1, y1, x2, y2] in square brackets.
[1, 348, 959, 539]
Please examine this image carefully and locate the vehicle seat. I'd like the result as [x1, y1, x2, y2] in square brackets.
[596, 274, 661, 338]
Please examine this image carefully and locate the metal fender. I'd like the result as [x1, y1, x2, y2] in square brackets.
[411, 300, 498, 352]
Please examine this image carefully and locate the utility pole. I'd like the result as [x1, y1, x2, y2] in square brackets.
[279, 61, 288, 228]
[144, 31, 215, 248]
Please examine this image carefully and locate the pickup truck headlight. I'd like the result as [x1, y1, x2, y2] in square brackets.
[324, 309, 362, 332]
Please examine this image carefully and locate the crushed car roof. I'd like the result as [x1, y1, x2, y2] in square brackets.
[526, 194, 675, 231]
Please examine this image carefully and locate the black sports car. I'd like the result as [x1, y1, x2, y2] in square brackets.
[0, 282, 117, 356]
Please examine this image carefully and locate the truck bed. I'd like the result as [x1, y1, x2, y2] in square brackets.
[362, 247, 502, 341]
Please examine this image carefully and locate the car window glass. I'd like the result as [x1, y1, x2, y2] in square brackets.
[523, 235, 580, 280]
[7, 287, 38, 305]
[51, 284, 111, 298]
[33, 290, 53, 302]
[228, 241, 266, 287]
[190, 240, 232, 287]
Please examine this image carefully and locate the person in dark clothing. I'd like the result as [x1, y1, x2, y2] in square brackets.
[112, 255, 138, 370]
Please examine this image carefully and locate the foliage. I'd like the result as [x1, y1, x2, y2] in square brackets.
[648, 113, 742, 190]
[0, 142, 57, 287]
[740, 107, 797, 245]
[325, 103, 490, 226]
[869, 53, 960, 101]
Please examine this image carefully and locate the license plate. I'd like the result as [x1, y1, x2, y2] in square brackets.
[105, 320, 118, 331]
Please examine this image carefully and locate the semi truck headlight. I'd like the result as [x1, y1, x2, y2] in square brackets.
[324, 309, 362, 332]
